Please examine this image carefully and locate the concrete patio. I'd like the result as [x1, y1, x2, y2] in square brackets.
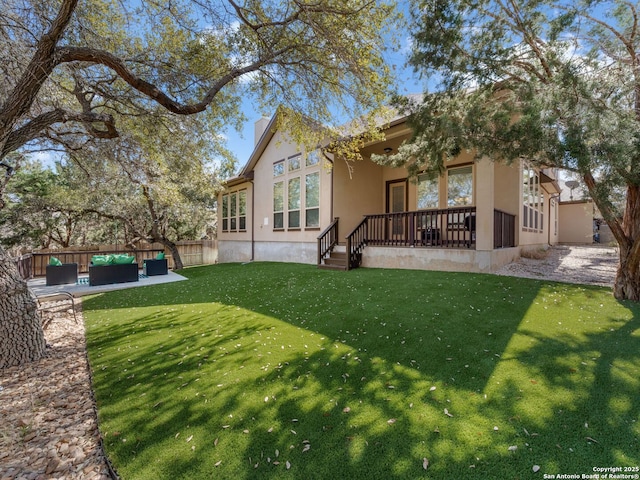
[27, 270, 188, 298]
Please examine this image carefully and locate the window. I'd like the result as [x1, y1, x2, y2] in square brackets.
[238, 190, 246, 230]
[305, 172, 320, 227]
[288, 155, 301, 172]
[221, 194, 229, 231]
[229, 193, 237, 230]
[273, 182, 284, 229]
[306, 150, 320, 167]
[221, 190, 247, 232]
[522, 163, 544, 232]
[447, 166, 473, 206]
[272, 152, 320, 230]
[417, 173, 439, 209]
[288, 177, 301, 228]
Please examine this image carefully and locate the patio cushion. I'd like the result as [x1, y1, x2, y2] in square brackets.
[91, 254, 112, 266]
[112, 254, 136, 264]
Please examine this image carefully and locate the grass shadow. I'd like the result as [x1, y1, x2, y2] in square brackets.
[82, 263, 640, 479]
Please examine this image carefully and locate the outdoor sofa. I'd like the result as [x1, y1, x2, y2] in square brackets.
[88, 254, 139, 286]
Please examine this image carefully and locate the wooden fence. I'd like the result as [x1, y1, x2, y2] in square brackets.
[13, 240, 217, 279]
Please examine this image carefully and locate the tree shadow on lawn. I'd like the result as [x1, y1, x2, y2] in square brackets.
[82, 263, 640, 479]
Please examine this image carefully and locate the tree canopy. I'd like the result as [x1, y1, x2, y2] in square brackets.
[0, 0, 401, 368]
[381, 0, 640, 300]
[0, 0, 399, 170]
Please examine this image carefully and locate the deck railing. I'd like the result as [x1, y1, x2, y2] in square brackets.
[364, 206, 477, 249]
[346, 217, 368, 270]
[317, 217, 339, 265]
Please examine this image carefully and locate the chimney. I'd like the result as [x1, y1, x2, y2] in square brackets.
[254, 116, 270, 146]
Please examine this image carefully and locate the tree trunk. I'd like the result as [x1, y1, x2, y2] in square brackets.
[161, 239, 184, 270]
[611, 184, 640, 301]
[0, 245, 46, 369]
[614, 249, 640, 301]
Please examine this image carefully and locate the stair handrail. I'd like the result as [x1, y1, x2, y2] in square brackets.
[345, 217, 368, 270]
[317, 217, 339, 265]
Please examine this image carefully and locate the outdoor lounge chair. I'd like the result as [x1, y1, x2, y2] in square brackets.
[31, 290, 78, 329]
[143, 258, 168, 276]
[45, 263, 78, 286]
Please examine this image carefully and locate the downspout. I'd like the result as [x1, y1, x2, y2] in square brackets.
[548, 194, 560, 246]
[251, 177, 255, 261]
[243, 170, 256, 262]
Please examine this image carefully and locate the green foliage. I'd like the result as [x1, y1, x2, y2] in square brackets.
[84, 263, 640, 479]
[1, 0, 401, 162]
[381, 1, 640, 208]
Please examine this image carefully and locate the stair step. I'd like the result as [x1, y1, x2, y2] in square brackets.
[329, 251, 347, 259]
[324, 257, 347, 266]
[318, 263, 348, 271]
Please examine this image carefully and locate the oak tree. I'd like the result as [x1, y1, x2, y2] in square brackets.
[0, 0, 399, 367]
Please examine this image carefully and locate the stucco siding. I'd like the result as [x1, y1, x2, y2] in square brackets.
[558, 201, 594, 244]
[254, 241, 317, 264]
[361, 246, 520, 272]
[217, 240, 252, 263]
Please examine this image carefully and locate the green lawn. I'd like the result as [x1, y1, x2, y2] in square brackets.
[83, 263, 640, 479]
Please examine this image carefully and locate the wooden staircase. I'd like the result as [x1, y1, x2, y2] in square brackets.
[318, 246, 348, 271]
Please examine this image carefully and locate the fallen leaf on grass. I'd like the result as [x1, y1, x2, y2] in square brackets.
[186, 435, 193, 442]
[444, 408, 453, 417]
[586, 437, 598, 443]
[423, 458, 429, 470]
[508, 445, 517, 452]
[387, 418, 397, 425]
[286, 461, 291, 470]
[343, 407, 351, 413]
[430, 386, 437, 392]
[215, 460, 222, 467]
[214, 438, 218, 446]
[533, 465, 541, 473]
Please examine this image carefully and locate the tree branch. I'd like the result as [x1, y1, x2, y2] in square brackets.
[1, 109, 117, 158]
[55, 44, 296, 115]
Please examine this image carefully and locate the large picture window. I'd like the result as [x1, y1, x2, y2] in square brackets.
[417, 173, 439, 209]
[447, 166, 473, 207]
